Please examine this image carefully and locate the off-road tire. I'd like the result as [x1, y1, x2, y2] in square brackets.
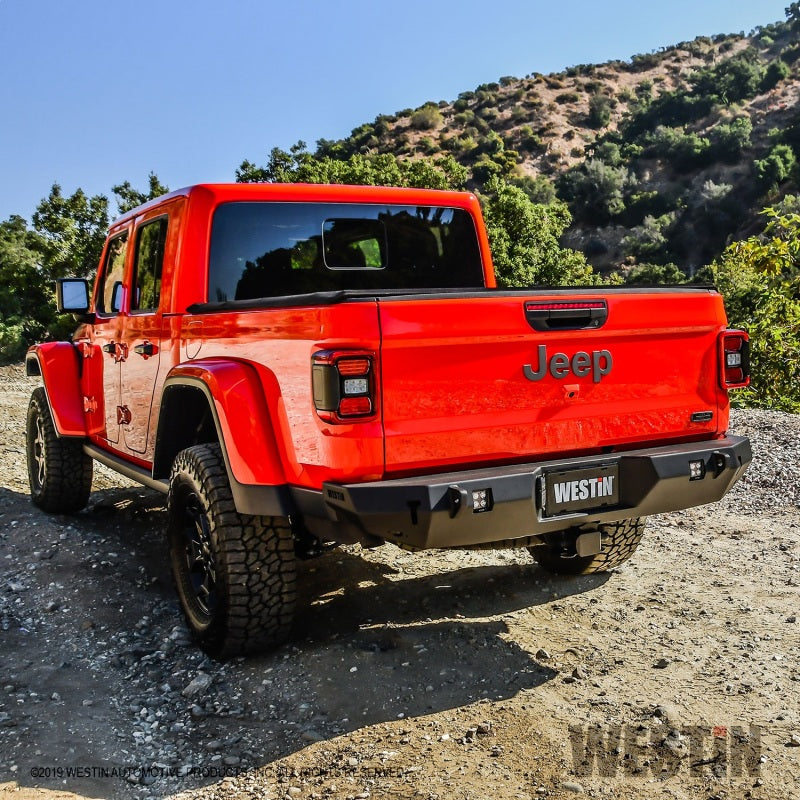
[167, 443, 296, 658]
[26, 387, 92, 513]
[530, 517, 646, 575]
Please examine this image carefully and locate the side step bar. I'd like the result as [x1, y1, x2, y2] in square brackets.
[83, 443, 169, 494]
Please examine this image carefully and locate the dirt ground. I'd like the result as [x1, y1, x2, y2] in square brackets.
[0, 363, 798, 800]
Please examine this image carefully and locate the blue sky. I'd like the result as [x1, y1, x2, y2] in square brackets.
[0, 0, 791, 223]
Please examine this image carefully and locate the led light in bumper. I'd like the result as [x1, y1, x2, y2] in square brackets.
[472, 488, 493, 513]
[689, 460, 705, 481]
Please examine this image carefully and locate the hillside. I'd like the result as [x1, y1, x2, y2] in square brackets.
[307, 11, 800, 275]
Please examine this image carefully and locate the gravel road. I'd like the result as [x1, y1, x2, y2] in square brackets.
[0, 364, 798, 800]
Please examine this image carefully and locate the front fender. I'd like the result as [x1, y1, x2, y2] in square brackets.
[26, 343, 86, 437]
[157, 359, 288, 489]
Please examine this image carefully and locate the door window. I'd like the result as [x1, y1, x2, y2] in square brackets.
[132, 217, 168, 312]
[96, 233, 129, 315]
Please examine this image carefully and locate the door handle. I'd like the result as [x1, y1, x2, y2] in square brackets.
[134, 342, 158, 358]
[101, 342, 128, 362]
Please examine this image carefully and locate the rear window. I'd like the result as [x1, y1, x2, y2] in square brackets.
[208, 202, 484, 302]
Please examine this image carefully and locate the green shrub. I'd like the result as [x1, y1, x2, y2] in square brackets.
[760, 58, 790, 91]
[0, 321, 28, 365]
[510, 175, 557, 204]
[624, 262, 687, 284]
[755, 144, 796, 187]
[621, 212, 678, 258]
[710, 116, 752, 163]
[510, 106, 527, 121]
[410, 105, 443, 130]
[417, 137, 438, 155]
[690, 48, 766, 104]
[643, 125, 712, 172]
[622, 190, 679, 225]
[588, 93, 613, 128]
[518, 126, 545, 152]
[482, 177, 594, 287]
[629, 52, 663, 71]
[557, 158, 635, 222]
[712, 205, 800, 411]
[623, 91, 713, 140]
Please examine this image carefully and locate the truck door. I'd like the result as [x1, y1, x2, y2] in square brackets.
[120, 215, 168, 456]
[82, 231, 129, 445]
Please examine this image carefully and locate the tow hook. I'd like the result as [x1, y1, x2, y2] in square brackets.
[576, 530, 602, 557]
[556, 529, 603, 558]
[712, 451, 729, 478]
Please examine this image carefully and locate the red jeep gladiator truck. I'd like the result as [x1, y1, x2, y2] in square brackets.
[25, 183, 751, 657]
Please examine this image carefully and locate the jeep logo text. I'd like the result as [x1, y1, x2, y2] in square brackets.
[523, 345, 613, 383]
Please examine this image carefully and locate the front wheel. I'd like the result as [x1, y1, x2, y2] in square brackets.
[529, 517, 646, 575]
[167, 443, 296, 658]
[26, 387, 92, 513]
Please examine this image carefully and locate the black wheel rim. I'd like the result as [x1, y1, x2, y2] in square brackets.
[180, 490, 218, 619]
[31, 413, 46, 491]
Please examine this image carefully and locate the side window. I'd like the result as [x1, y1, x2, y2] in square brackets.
[132, 217, 168, 312]
[96, 233, 128, 315]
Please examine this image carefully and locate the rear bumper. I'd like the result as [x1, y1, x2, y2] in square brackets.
[319, 436, 751, 549]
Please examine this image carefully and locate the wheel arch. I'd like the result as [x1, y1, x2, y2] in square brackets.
[25, 343, 85, 437]
[153, 360, 294, 516]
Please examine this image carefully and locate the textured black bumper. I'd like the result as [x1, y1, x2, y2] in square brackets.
[320, 436, 752, 549]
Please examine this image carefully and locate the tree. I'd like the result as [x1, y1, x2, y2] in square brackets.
[111, 172, 169, 214]
[1, 173, 163, 362]
[588, 93, 612, 128]
[236, 142, 467, 190]
[0, 185, 111, 361]
[31, 184, 109, 280]
[624, 262, 687, 284]
[643, 125, 712, 172]
[558, 158, 635, 222]
[690, 49, 766, 105]
[482, 177, 594, 287]
[760, 58, 790, 92]
[755, 144, 796, 188]
[621, 212, 678, 259]
[0, 216, 50, 362]
[510, 175, 557, 204]
[712, 205, 800, 411]
[711, 116, 752, 162]
[237, 148, 594, 288]
[786, 2, 800, 31]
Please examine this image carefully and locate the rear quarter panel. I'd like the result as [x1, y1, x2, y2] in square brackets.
[177, 302, 384, 489]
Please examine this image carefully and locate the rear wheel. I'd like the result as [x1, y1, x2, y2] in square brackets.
[529, 517, 646, 575]
[26, 387, 92, 513]
[167, 443, 296, 658]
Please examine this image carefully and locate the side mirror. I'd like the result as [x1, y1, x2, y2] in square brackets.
[56, 279, 90, 313]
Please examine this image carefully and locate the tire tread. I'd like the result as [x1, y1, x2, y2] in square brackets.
[168, 443, 296, 658]
[26, 387, 92, 514]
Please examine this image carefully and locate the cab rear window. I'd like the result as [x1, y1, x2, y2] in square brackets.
[208, 201, 484, 302]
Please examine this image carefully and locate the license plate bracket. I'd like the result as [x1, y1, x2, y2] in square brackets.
[543, 463, 619, 517]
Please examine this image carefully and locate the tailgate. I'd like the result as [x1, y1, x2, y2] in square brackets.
[378, 289, 730, 474]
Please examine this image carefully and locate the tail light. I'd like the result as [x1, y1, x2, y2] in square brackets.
[718, 330, 750, 389]
[312, 350, 376, 423]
